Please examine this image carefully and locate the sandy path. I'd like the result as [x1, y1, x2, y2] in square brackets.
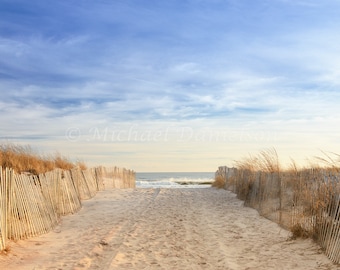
[0, 188, 337, 270]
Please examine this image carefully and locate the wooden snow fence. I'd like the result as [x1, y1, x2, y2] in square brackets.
[0, 167, 10, 251]
[0, 166, 135, 252]
[216, 166, 340, 265]
[101, 167, 136, 189]
[70, 168, 97, 200]
[43, 169, 82, 216]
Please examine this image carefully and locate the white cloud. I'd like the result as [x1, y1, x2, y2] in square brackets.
[172, 62, 201, 74]
[1, 0, 340, 171]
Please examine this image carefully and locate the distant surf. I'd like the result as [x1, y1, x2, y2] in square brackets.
[136, 172, 214, 188]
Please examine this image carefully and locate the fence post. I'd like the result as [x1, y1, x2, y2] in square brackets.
[278, 171, 282, 224]
[0, 167, 8, 250]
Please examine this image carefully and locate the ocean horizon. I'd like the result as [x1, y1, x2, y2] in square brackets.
[136, 172, 214, 188]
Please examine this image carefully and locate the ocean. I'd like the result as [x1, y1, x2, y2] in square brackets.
[136, 172, 214, 188]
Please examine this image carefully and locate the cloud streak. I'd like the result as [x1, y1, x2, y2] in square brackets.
[1, 0, 340, 171]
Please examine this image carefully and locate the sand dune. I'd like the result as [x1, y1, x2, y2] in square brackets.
[0, 188, 337, 269]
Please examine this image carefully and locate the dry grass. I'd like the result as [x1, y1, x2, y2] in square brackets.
[228, 148, 340, 263]
[212, 175, 226, 189]
[231, 148, 282, 201]
[314, 151, 340, 173]
[233, 151, 336, 223]
[0, 143, 87, 174]
[290, 223, 310, 240]
[235, 148, 280, 173]
[76, 160, 88, 171]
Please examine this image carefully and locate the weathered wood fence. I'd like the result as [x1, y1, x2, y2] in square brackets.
[0, 166, 135, 251]
[216, 166, 340, 264]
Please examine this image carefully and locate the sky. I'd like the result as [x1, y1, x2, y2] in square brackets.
[1, 0, 340, 172]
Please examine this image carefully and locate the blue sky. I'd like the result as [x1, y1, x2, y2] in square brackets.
[1, 0, 340, 171]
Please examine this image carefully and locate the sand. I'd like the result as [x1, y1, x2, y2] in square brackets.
[0, 187, 337, 270]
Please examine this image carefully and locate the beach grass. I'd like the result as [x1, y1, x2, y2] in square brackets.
[217, 148, 340, 264]
[0, 143, 87, 174]
[212, 175, 226, 189]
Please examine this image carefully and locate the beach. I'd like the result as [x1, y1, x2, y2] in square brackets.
[0, 187, 337, 270]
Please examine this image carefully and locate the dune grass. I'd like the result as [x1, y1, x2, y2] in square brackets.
[217, 148, 340, 263]
[234, 147, 280, 173]
[212, 175, 226, 189]
[0, 143, 87, 174]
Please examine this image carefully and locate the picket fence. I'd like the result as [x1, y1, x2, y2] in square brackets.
[216, 166, 340, 264]
[0, 166, 135, 251]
